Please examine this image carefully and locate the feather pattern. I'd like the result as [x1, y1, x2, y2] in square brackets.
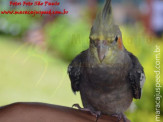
[68, 51, 87, 93]
[127, 52, 145, 99]
[90, 0, 120, 41]
[102, 0, 112, 20]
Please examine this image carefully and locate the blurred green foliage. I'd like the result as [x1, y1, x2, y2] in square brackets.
[0, 15, 163, 122]
[45, 17, 90, 61]
[0, 14, 37, 36]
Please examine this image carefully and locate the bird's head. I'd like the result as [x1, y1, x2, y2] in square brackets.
[89, 0, 124, 63]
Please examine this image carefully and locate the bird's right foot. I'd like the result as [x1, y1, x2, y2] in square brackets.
[112, 113, 129, 122]
[72, 104, 101, 122]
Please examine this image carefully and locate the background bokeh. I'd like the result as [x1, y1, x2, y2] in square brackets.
[0, 0, 163, 122]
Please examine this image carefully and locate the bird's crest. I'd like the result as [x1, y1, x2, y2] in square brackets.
[90, 0, 121, 42]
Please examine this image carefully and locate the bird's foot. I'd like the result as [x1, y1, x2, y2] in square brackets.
[112, 113, 122, 121]
[72, 104, 83, 109]
[112, 113, 128, 122]
[72, 104, 101, 122]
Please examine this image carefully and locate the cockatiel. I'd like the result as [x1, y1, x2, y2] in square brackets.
[68, 0, 145, 121]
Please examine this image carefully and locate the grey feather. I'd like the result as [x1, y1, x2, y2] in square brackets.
[68, 50, 87, 93]
[127, 52, 145, 99]
[102, 0, 112, 20]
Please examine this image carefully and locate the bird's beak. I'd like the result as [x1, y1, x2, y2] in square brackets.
[97, 41, 108, 62]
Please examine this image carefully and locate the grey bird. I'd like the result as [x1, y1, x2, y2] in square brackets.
[68, 0, 145, 121]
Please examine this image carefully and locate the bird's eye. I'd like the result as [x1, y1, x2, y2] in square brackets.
[90, 39, 96, 46]
[90, 39, 93, 43]
[115, 36, 118, 42]
[92, 39, 100, 46]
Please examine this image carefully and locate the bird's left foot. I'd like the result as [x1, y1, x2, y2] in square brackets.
[112, 113, 128, 122]
[72, 104, 101, 122]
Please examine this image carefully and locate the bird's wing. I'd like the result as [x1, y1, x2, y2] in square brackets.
[68, 50, 87, 93]
[128, 52, 145, 99]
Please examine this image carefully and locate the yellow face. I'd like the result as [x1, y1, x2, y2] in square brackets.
[89, 34, 123, 63]
[90, 33, 118, 43]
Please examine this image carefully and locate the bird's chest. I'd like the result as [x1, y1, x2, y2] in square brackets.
[83, 64, 129, 91]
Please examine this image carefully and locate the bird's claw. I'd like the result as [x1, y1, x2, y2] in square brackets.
[112, 113, 122, 121]
[72, 104, 82, 109]
[112, 113, 127, 122]
[72, 104, 101, 122]
[94, 111, 101, 122]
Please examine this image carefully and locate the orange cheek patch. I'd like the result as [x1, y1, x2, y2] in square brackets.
[118, 38, 123, 50]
